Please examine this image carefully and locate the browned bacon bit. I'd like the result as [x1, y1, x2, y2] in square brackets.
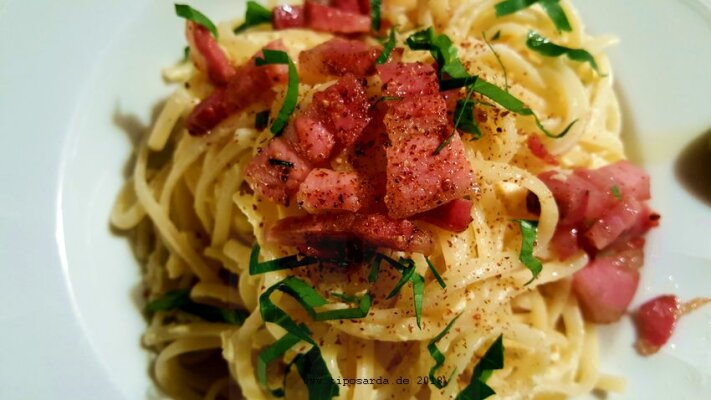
[527, 135, 558, 165]
[304, 1, 371, 34]
[635, 295, 711, 355]
[383, 95, 475, 219]
[186, 41, 288, 136]
[298, 38, 382, 84]
[185, 21, 236, 86]
[296, 169, 367, 213]
[272, 5, 305, 29]
[377, 62, 439, 97]
[416, 198, 473, 233]
[266, 213, 434, 255]
[244, 138, 313, 206]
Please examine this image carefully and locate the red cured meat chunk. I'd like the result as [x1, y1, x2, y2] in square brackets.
[304, 1, 371, 33]
[185, 21, 236, 86]
[298, 38, 381, 84]
[416, 198, 473, 232]
[296, 169, 367, 213]
[377, 62, 439, 97]
[273, 5, 305, 29]
[244, 138, 313, 205]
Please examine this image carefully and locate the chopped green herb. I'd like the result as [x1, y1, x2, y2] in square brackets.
[257, 331, 302, 396]
[455, 335, 505, 400]
[483, 31, 509, 91]
[183, 46, 190, 62]
[411, 273, 425, 329]
[611, 185, 622, 200]
[386, 262, 417, 299]
[269, 158, 295, 168]
[145, 289, 248, 325]
[494, 0, 572, 33]
[526, 31, 603, 74]
[293, 346, 341, 399]
[249, 244, 318, 275]
[434, 81, 478, 155]
[515, 219, 543, 284]
[491, 30, 501, 41]
[370, 0, 382, 32]
[428, 313, 462, 388]
[426, 257, 446, 288]
[260, 276, 372, 343]
[376, 27, 396, 64]
[368, 254, 382, 283]
[255, 49, 299, 135]
[175, 4, 218, 38]
[255, 110, 270, 130]
[406, 27, 469, 79]
[330, 292, 359, 303]
[234, 1, 273, 34]
[371, 253, 425, 328]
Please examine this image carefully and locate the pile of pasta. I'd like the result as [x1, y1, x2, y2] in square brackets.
[112, 0, 627, 398]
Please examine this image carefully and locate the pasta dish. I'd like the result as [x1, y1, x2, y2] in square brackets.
[111, 0, 661, 398]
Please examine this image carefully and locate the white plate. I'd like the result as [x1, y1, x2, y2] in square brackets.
[1, 0, 710, 398]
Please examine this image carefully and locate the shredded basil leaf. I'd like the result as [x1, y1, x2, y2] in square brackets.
[255, 49, 299, 135]
[426, 257, 446, 288]
[183, 46, 190, 61]
[483, 31, 508, 91]
[428, 313, 462, 388]
[515, 219, 543, 284]
[370, 0, 382, 32]
[434, 81, 478, 155]
[611, 185, 622, 200]
[376, 27, 396, 64]
[526, 31, 603, 74]
[406, 28, 469, 79]
[293, 346, 341, 400]
[175, 4, 218, 38]
[269, 158, 295, 168]
[249, 244, 318, 275]
[494, 0, 571, 32]
[145, 289, 248, 325]
[372, 254, 425, 328]
[386, 263, 417, 299]
[234, 1, 273, 34]
[411, 273, 425, 329]
[331, 292, 358, 303]
[491, 30, 501, 41]
[255, 110, 270, 130]
[444, 77, 577, 139]
[368, 254, 382, 283]
[257, 331, 302, 397]
[455, 335, 505, 400]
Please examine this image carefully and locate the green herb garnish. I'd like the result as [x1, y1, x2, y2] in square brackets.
[491, 30, 501, 41]
[428, 313, 462, 388]
[183, 46, 190, 62]
[376, 27, 396, 64]
[257, 331, 302, 396]
[145, 289, 248, 325]
[255, 49, 299, 135]
[425, 257, 447, 288]
[234, 1, 273, 34]
[370, 0, 382, 32]
[175, 4, 218, 38]
[434, 81, 478, 155]
[526, 31, 603, 74]
[330, 291, 359, 303]
[515, 219, 543, 284]
[406, 27, 469, 79]
[293, 346, 341, 400]
[495, 0, 572, 33]
[255, 110, 270, 130]
[611, 185, 622, 200]
[249, 244, 318, 275]
[269, 158, 295, 168]
[455, 335, 505, 400]
[483, 31, 509, 91]
[371, 254, 425, 328]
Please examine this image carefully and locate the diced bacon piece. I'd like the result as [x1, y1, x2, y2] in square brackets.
[585, 197, 643, 250]
[416, 198, 473, 232]
[273, 4, 305, 29]
[296, 169, 366, 213]
[357, 0, 371, 15]
[348, 105, 389, 212]
[244, 138, 313, 205]
[310, 75, 371, 149]
[267, 213, 434, 254]
[635, 295, 678, 354]
[550, 226, 581, 260]
[185, 21, 236, 86]
[291, 116, 336, 164]
[573, 257, 640, 323]
[377, 63, 439, 97]
[186, 41, 288, 135]
[538, 171, 590, 226]
[580, 160, 651, 201]
[383, 95, 475, 218]
[331, 0, 362, 13]
[298, 38, 381, 84]
[305, 1, 371, 33]
[527, 135, 559, 165]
